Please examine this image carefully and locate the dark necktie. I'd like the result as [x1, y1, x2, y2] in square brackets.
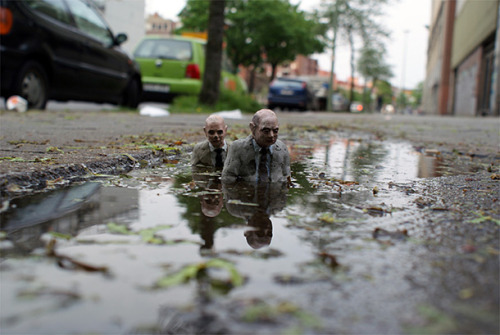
[258, 147, 269, 182]
[214, 148, 223, 168]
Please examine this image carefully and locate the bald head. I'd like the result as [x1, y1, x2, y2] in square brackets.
[251, 109, 277, 126]
[250, 109, 279, 148]
[204, 114, 227, 148]
[205, 114, 225, 128]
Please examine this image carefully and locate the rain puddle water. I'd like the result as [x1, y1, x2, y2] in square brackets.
[0, 132, 455, 334]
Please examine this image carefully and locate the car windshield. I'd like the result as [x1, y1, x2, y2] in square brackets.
[273, 79, 303, 88]
[134, 39, 193, 61]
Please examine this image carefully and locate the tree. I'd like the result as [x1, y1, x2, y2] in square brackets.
[357, 44, 393, 111]
[411, 81, 423, 108]
[315, 0, 391, 111]
[374, 80, 394, 110]
[199, 0, 226, 106]
[177, 0, 210, 33]
[255, 1, 325, 81]
[179, 0, 326, 92]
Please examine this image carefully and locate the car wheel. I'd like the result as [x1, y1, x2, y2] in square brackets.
[15, 61, 48, 110]
[121, 79, 140, 108]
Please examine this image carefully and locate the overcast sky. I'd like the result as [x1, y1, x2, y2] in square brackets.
[145, 0, 431, 89]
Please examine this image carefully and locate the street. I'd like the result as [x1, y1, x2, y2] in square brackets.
[0, 107, 499, 334]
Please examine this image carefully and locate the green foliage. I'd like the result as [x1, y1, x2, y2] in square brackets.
[357, 45, 392, 85]
[0, 156, 26, 162]
[375, 80, 394, 104]
[179, 0, 326, 77]
[155, 258, 244, 290]
[106, 222, 172, 244]
[177, 0, 209, 32]
[48, 231, 73, 240]
[169, 89, 262, 114]
[411, 81, 423, 108]
[469, 212, 500, 226]
[46, 146, 64, 154]
[316, 0, 391, 110]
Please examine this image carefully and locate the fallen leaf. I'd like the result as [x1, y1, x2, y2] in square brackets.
[318, 252, 339, 269]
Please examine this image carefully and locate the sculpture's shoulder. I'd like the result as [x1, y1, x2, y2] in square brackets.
[193, 140, 209, 152]
[229, 136, 252, 153]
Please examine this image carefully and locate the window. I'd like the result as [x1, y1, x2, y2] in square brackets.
[67, 0, 113, 46]
[26, 0, 72, 25]
[134, 39, 192, 61]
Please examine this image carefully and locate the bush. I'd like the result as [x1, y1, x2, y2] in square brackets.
[169, 89, 263, 114]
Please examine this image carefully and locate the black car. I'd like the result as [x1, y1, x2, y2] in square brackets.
[0, 0, 142, 109]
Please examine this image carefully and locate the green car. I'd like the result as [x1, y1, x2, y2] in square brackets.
[134, 35, 247, 102]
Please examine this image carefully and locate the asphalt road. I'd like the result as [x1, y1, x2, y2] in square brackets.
[0, 104, 499, 333]
[0, 104, 499, 198]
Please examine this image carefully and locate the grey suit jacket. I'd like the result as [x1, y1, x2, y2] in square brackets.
[221, 135, 290, 183]
[191, 140, 229, 168]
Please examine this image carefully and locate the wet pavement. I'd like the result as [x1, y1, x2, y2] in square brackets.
[0, 109, 499, 334]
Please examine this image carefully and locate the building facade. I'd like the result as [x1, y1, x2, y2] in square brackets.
[423, 0, 500, 116]
[94, 0, 145, 55]
[145, 13, 178, 35]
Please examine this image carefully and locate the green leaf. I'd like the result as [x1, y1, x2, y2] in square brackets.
[48, 231, 73, 240]
[469, 212, 500, 225]
[156, 264, 200, 288]
[0, 156, 26, 162]
[155, 258, 243, 289]
[107, 222, 133, 235]
[206, 258, 244, 287]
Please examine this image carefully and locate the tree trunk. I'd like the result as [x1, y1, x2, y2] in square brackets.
[348, 28, 355, 112]
[270, 63, 278, 82]
[248, 66, 256, 93]
[199, 0, 226, 106]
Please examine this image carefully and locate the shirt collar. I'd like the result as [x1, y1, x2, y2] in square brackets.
[252, 138, 274, 154]
[209, 140, 227, 152]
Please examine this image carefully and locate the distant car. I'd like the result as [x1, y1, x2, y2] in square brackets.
[267, 77, 313, 111]
[350, 101, 364, 113]
[332, 93, 349, 111]
[0, 0, 142, 109]
[295, 76, 329, 111]
[133, 35, 247, 102]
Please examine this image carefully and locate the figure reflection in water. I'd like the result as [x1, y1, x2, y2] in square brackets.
[245, 209, 273, 249]
[223, 181, 288, 249]
[191, 169, 225, 250]
[199, 181, 223, 218]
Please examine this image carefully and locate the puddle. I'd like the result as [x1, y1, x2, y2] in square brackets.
[0, 132, 479, 333]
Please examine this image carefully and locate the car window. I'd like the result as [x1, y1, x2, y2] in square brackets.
[66, 0, 113, 46]
[25, 0, 72, 25]
[134, 39, 192, 61]
[274, 80, 303, 88]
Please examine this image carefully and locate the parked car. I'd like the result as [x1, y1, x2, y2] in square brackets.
[267, 77, 314, 111]
[0, 0, 142, 110]
[295, 76, 328, 111]
[332, 93, 350, 111]
[133, 35, 247, 102]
